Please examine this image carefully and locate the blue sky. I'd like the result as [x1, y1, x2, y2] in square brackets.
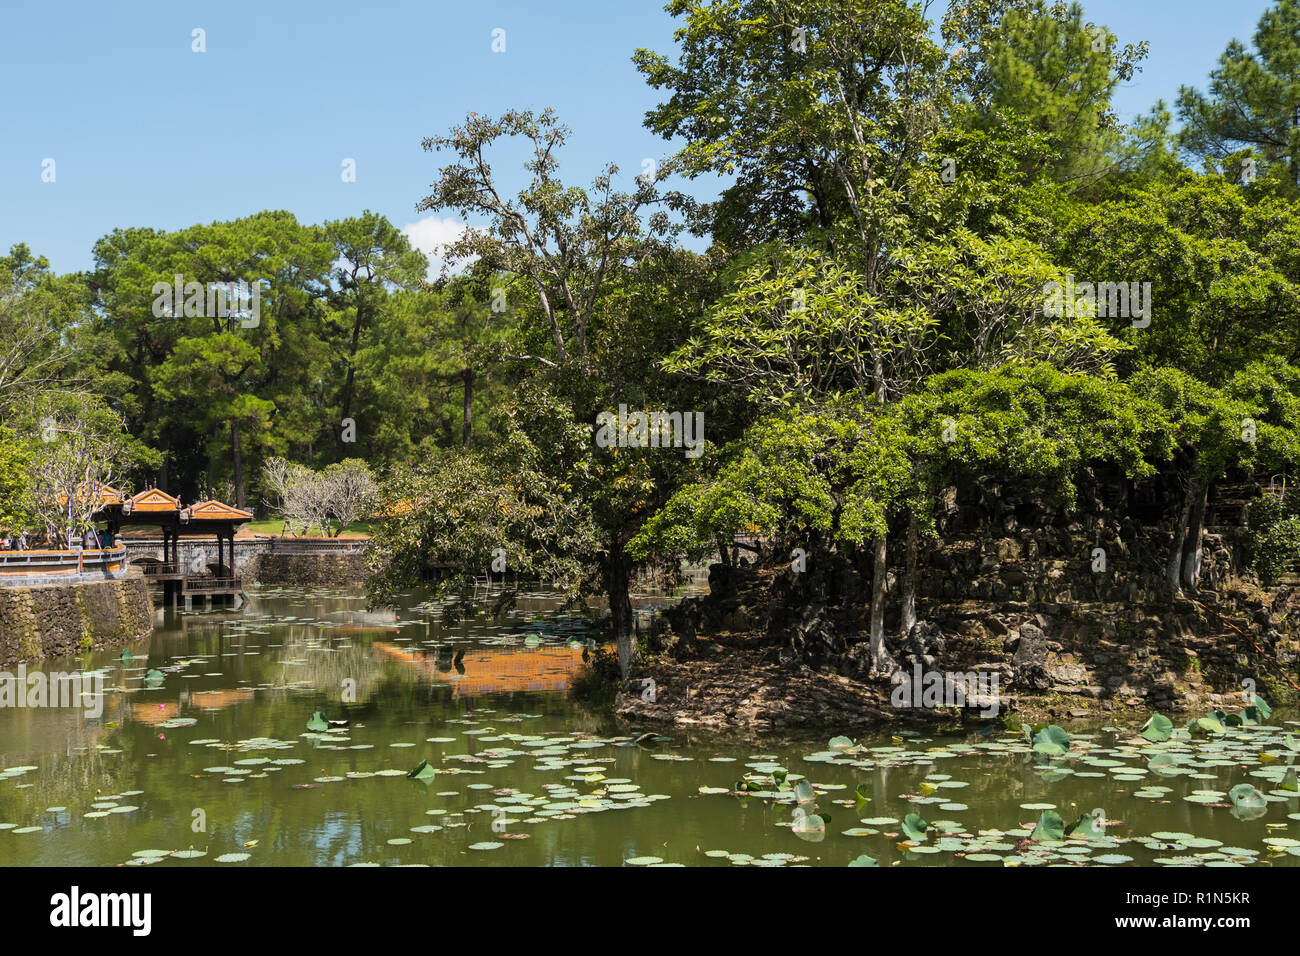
[0, 0, 1279, 275]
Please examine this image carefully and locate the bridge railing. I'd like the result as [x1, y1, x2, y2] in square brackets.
[265, 537, 369, 554]
[185, 576, 241, 593]
[0, 545, 128, 568]
[0, 545, 130, 579]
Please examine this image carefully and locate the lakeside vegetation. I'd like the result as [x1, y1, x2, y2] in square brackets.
[2, 0, 1300, 687]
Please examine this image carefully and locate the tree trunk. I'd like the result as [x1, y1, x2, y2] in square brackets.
[1167, 476, 1198, 596]
[716, 535, 732, 568]
[900, 513, 918, 639]
[1181, 480, 1209, 591]
[230, 421, 245, 508]
[336, 297, 366, 461]
[607, 539, 636, 678]
[462, 367, 474, 448]
[868, 534, 893, 677]
[337, 365, 356, 461]
[839, 541, 857, 604]
[158, 431, 170, 492]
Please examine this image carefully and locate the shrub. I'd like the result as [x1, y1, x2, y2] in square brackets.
[1244, 493, 1300, 585]
[570, 647, 623, 709]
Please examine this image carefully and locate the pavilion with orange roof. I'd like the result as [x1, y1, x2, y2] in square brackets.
[96, 488, 253, 606]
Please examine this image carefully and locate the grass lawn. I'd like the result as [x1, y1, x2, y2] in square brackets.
[241, 520, 375, 537]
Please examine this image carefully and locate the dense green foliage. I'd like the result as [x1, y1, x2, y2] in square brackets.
[1244, 491, 1300, 585]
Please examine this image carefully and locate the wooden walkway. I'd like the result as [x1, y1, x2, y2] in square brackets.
[136, 561, 247, 608]
[77, 484, 253, 608]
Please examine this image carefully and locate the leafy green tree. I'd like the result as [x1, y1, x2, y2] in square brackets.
[1243, 489, 1300, 584]
[324, 212, 428, 461]
[1178, 0, 1300, 188]
[90, 212, 334, 505]
[660, 243, 931, 665]
[396, 277, 517, 452]
[962, 1, 1148, 187]
[633, 399, 909, 670]
[1052, 174, 1300, 594]
[664, 244, 939, 406]
[1123, 361, 1300, 595]
[0, 426, 34, 533]
[419, 109, 676, 368]
[639, 361, 1170, 670]
[152, 332, 277, 506]
[367, 382, 600, 605]
[383, 109, 699, 674]
[659, 229, 1125, 667]
[1050, 169, 1300, 383]
[347, 286, 472, 463]
[636, 0, 954, 256]
[0, 244, 85, 421]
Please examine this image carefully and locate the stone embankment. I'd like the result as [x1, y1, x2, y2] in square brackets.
[253, 550, 369, 586]
[0, 574, 153, 666]
[120, 534, 371, 586]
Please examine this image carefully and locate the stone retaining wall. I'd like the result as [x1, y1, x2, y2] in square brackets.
[0, 575, 154, 666]
[252, 551, 369, 587]
[120, 537, 371, 586]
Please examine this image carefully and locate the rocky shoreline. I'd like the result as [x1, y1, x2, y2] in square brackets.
[615, 561, 1300, 733]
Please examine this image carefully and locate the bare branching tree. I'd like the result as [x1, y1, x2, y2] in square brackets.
[262, 457, 377, 536]
[28, 401, 129, 546]
[323, 459, 378, 536]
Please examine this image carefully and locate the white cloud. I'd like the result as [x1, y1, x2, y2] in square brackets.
[402, 215, 478, 278]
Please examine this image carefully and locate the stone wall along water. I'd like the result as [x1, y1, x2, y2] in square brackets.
[0, 576, 154, 666]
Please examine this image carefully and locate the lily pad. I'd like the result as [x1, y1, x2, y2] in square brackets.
[902, 812, 929, 841]
[1139, 714, 1173, 742]
[1032, 810, 1065, 842]
[1228, 783, 1267, 810]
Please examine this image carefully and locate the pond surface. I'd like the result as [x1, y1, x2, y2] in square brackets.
[1, 585, 1298, 867]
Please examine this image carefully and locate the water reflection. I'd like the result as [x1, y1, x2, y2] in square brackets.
[373, 643, 586, 698]
[0, 582, 1295, 869]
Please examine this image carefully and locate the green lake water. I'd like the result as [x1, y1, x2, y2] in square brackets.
[1, 585, 1298, 868]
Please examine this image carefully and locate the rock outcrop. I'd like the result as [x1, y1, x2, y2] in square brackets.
[618, 472, 1300, 730]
